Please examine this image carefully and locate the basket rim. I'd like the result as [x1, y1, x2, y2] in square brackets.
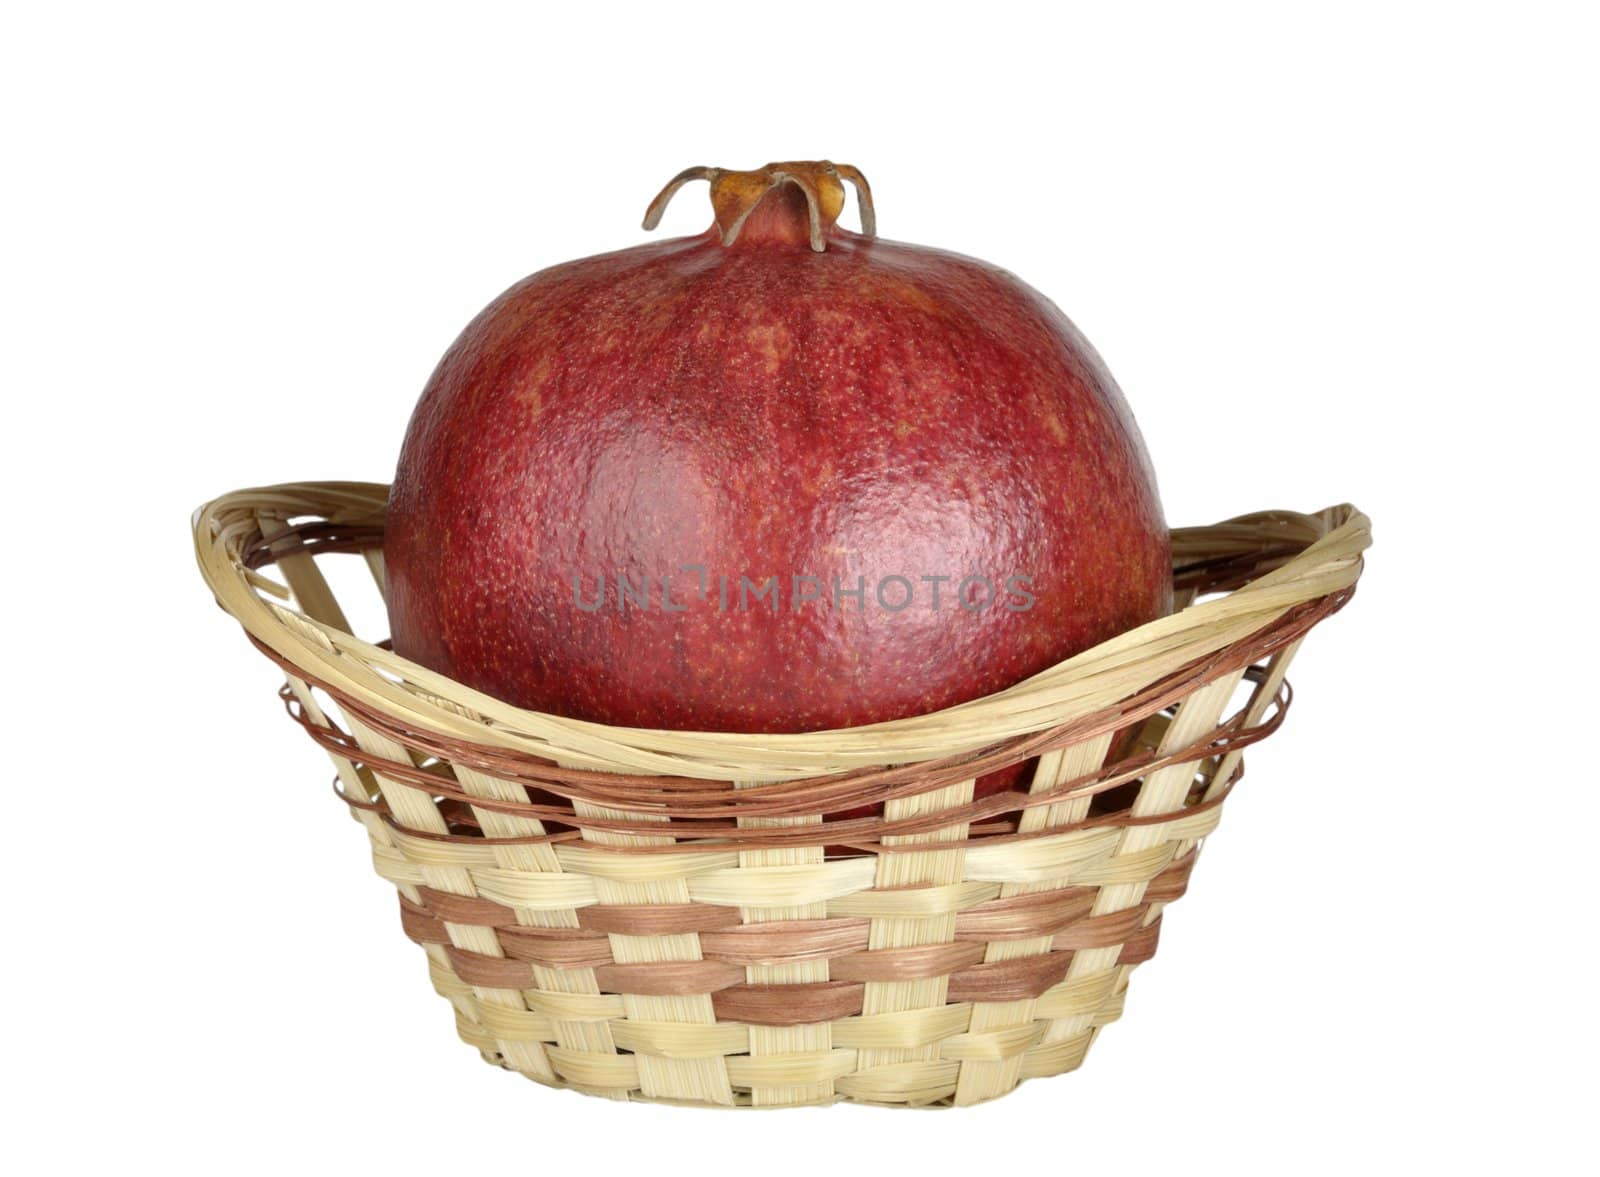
[192, 480, 1369, 780]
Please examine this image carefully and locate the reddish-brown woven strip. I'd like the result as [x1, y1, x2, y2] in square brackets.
[593, 960, 747, 996]
[413, 886, 518, 927]
[1049, 906, 1151, 950]
[698, 918, 872, 965]
[1143, 851, 1198, 903]
[496, 926, 613, 969]
[576, 903, 742, 935]
[398, 896, 446, 945]
[946, 953, 1076, 1003]
[444, 945, 538, 989]
[953, 887, 1098, 940]
[712, 981, 866, 1025]
[1117, 919, 1163, 966]
[829, 941, 990, 983]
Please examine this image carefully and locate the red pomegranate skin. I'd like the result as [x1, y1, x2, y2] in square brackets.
[386, 183, 1171, 752]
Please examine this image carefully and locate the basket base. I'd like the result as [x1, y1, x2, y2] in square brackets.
[450, 980, 1126, 1109]
[473, 1034, 1107, 1109]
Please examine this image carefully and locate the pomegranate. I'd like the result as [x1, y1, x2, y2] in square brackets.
[387, 161, 1171, 794]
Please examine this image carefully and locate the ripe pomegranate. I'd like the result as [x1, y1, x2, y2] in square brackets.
[387, 161, 1170, 802]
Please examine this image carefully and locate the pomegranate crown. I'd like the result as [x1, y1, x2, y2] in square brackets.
[642, 160, 876, 253]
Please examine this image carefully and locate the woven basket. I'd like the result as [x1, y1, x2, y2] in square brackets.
[193, 481, 1369, 1107]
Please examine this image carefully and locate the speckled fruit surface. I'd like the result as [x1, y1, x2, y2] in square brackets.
[386, 165, 1171, 763]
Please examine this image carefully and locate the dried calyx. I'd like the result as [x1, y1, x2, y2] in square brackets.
[642, 160, 876, 252]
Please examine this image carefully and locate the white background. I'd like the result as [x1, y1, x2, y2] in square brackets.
[4, 3, 1595, 1172]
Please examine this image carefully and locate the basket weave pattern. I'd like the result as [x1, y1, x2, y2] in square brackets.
[194, 482, 1368, 1107]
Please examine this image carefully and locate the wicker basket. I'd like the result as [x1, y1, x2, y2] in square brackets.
[193, 481, 1369, 1108]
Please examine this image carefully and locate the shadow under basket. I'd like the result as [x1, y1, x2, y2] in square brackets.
[193, 482, 1369, 1108]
